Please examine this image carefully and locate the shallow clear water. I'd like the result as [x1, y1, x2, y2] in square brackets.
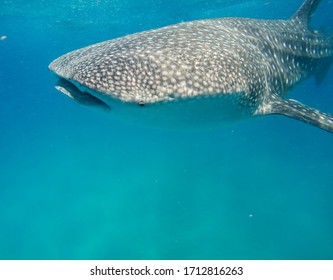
[0, 0, 332, 259]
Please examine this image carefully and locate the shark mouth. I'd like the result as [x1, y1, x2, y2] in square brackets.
[55, 78, 111, 110]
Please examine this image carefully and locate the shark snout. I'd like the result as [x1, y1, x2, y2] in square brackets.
[48, 56, 74, 80]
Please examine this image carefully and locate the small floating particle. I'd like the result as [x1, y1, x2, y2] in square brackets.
[0, 36, 7, 41]
[249, 214, 253, 218]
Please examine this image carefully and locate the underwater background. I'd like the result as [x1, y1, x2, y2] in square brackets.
[0, 0, 333, 260]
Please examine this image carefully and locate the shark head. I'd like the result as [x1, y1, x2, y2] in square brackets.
[48, 34, 256, 128]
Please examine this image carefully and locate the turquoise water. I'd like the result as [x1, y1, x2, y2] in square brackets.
[0, 0, 333, 260]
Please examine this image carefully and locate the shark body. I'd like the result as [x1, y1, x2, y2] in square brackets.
[49, 0, 333, 132]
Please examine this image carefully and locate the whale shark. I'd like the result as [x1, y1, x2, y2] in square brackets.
[49, 0, 333, 132]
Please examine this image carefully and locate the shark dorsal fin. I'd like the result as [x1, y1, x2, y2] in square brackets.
[291, 0, 322, 27]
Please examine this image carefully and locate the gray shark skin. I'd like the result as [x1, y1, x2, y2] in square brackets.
[49, 0, 333, 132]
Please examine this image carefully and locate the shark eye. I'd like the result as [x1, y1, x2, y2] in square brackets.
[168, 93, 176, 100]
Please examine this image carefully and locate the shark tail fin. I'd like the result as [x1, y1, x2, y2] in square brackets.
[257, 95, 333, 133]
[291, 0, 322, 27]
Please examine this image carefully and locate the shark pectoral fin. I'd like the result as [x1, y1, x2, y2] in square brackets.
[259, 96, 333, 133]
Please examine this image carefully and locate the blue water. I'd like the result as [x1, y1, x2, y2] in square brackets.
[0, 0, 333, 260]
